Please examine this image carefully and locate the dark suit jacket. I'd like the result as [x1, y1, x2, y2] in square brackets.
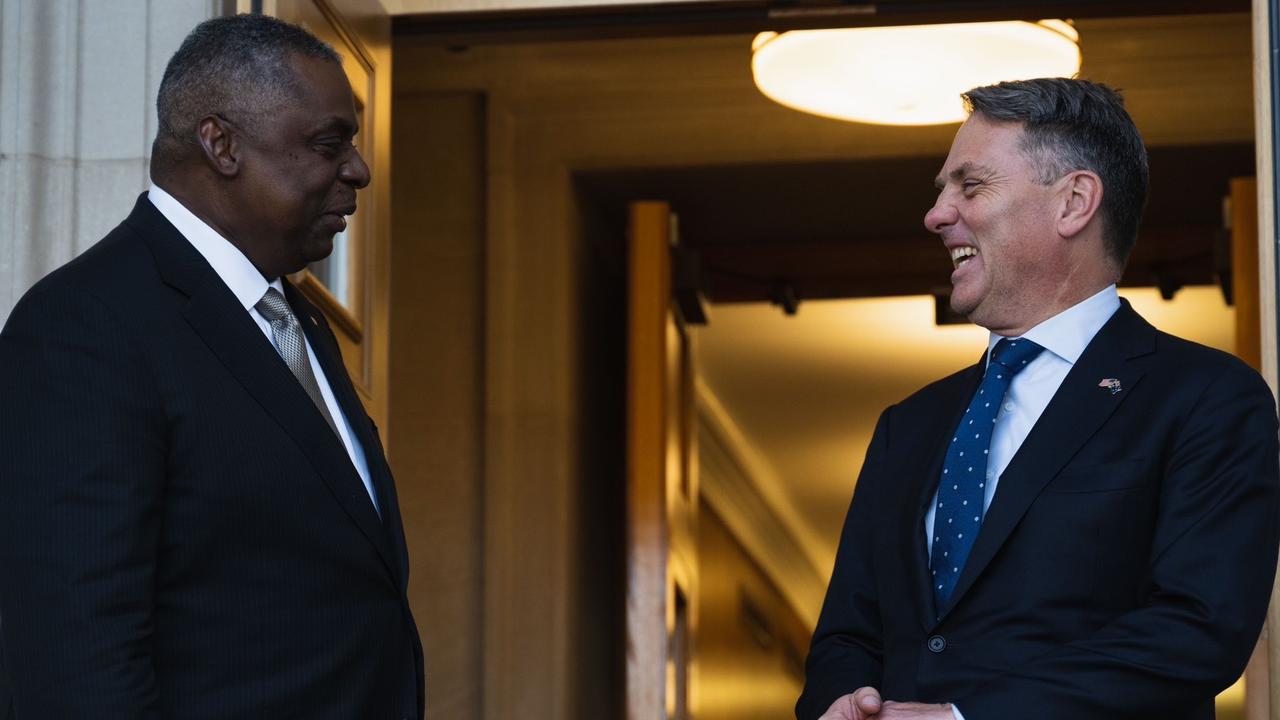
[0, 195, 424, 719]
[0, 622, 11, 720]
[797, 302, 1280, 720]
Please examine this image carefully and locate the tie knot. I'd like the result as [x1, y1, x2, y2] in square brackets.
[989, 337, 1044, 376]
[255, 287, 293, 323]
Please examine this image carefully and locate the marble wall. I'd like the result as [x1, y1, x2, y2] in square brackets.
[0, 0, 221, 322]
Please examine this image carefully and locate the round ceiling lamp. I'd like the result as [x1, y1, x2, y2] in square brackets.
[751, 20, 1081, 126]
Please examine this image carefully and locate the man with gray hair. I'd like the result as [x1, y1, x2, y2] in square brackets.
[0, 14, 423, 718]
[797, 78, 1279, 719]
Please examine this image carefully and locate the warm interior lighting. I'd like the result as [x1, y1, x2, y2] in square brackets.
[751, 20, 1081, 126]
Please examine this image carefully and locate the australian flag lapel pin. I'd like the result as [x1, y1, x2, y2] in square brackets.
[1098, 378, 1122, 395]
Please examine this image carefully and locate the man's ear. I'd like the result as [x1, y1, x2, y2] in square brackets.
[196, 115, 240, 178]
[1057, 170, 1103, 238]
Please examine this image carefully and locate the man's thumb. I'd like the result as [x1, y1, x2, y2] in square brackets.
[854, 688, 882, 712]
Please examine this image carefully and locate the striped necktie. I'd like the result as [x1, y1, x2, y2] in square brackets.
[255, 287, 340, 438]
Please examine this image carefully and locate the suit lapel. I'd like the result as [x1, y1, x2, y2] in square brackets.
[133, 196, 400, 582]
[904, 358, 987, 630]
[287, 285, 411, 587]
[939, 302, 1154, 619]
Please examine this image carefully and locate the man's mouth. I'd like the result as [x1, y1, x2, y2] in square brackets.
[950, 246, 978, 269]
[322, 206, 356, 232]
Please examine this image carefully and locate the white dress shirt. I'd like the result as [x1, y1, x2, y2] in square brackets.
[924, 285, 1119, 720]
[147, 185, 379, 515]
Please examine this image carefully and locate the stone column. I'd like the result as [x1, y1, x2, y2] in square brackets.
[0, 0, 224, 323]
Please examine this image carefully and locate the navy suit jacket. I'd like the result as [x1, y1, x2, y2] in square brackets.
[0, 195, 424, 719]
[798, 302, 1280, 720]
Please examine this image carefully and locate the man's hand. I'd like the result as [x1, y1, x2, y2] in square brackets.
[873, 701, 954, 718]
[818, 687, 883, 719]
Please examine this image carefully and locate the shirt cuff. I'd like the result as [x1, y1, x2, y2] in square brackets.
[951, 705, 966, 720]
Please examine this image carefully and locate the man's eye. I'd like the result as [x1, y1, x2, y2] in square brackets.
[315, 138, 358, 157]
[313, 137, 351, 152]
[961, 179, 982, 192]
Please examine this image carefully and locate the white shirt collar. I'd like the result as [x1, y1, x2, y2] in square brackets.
[986, 284, 1121, 366]
[147, 184, 276, 310]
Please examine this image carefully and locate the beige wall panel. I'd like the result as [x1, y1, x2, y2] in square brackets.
[476, 101, 587, 720]
[389, 90, 487, 720]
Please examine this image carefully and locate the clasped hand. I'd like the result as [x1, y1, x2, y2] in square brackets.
[819, 688, 953, 720]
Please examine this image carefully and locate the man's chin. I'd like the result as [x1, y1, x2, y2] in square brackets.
[949, 294, 979, 319]
[302, 235, 337, 265]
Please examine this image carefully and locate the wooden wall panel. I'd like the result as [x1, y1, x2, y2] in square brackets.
[389, 91, 487, 720]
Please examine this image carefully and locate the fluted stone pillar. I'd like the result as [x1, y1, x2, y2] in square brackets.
[0, 0, 223, 323]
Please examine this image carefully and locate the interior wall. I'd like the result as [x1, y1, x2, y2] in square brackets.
[697, 500, 811, 720]
[389, 92, 487, 718]
[391, 38, 625, 720]
[0, 0, 221, 324]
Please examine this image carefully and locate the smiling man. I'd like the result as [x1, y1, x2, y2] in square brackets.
[0, 15, 422, 719]
[796, 78, 1280, 720]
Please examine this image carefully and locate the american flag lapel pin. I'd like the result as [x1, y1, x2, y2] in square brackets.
[1098, 378, 1122, 395]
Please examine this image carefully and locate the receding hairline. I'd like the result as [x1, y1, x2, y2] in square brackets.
[952, 78, 1150, 267]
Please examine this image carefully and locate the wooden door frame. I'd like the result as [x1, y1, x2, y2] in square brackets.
[627, 202, 673, 720]
[626, 202, 700, 720]
[1253, 2, 1280, 718]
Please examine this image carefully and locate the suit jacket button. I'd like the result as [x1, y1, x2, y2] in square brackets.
[927, 635, 946, 653]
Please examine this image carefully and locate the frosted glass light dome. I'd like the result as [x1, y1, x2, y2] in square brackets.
[751, 20, 1081, 126]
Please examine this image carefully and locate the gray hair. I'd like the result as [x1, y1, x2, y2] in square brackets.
[962, 78, 1149, 267]
[152, 14, 340, 167]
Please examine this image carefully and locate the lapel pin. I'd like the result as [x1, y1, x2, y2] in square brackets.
[310, 316, 319, 326]
[1098, 378, 1122, 395]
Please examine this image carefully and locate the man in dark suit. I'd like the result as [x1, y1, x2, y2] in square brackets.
[0, 626, 10, 720]
[0, 15, 423, 718]
[797, 79, 1280, 719]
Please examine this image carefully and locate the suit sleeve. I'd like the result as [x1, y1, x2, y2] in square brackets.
[0, 283, 164, 718]
[955, 361, 1280, 719]
[796, 408, 893, 720]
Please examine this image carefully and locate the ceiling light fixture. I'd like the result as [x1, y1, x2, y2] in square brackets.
[751, 20, 1081, 126]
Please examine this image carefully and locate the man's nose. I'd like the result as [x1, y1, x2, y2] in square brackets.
[342, 149, 371, 189]
[924, 195, 955, 234]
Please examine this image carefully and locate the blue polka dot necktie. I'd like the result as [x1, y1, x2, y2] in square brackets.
[930, 337, 1045, 612]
